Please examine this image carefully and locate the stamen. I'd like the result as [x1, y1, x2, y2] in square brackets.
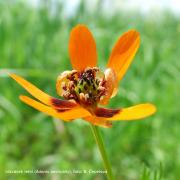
[56, 67, 108, 107]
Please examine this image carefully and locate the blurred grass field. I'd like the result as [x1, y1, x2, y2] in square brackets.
[0, 1, 180, 180]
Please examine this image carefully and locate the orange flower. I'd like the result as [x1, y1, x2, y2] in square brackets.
[10, 25, 156, 128]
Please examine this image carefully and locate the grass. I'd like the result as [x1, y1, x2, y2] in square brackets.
[0, 1, 179, 179]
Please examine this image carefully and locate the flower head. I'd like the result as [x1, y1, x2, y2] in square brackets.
[10, 25, 156, 128]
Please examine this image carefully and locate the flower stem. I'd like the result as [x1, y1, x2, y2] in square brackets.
[90, 125, 114, 180]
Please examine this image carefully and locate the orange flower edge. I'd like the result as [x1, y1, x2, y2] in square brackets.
[9, 24, 156, 128]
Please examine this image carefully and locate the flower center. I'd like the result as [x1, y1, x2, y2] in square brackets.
[56, 67, 106, 108]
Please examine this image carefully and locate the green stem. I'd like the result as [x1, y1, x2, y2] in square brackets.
[90, 125, 114, 180]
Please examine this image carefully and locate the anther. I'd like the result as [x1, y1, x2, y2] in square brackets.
[56, 67, 109, 107]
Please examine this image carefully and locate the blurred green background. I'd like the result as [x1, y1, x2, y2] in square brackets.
[0, 0, 179, 179]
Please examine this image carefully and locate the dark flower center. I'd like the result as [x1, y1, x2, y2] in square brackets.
[57, 67, 106, 107]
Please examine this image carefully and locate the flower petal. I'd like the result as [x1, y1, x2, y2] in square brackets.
[9, 73, 77, 108]
[96, 103, 156, 121]
[19, 95, 91, 121]
[84, 116, 112, 128]
[99, 68, 118, 105]
[69, 24, 97, 70]
[50, 98, 77, 109]
[107, 30, 140, 81]
[94, 107, 120, 118]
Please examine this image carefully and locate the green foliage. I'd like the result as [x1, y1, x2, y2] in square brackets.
[0, 1, 179, 179]
[140, 163, 163, 180]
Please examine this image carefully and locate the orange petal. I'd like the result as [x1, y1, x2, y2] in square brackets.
[84, 116, 112, 128]
[19, 95, 91, 121]
[69, 24, 97, 70]
[100, 103, 156, 121]
[9, 73, 77, 108]
[99, 68, 118, 105]
[10, 73, 51, 104]
[107, 30, 140, 81]
[50, 98, 77, 109]
[94, 107, 120, 118]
